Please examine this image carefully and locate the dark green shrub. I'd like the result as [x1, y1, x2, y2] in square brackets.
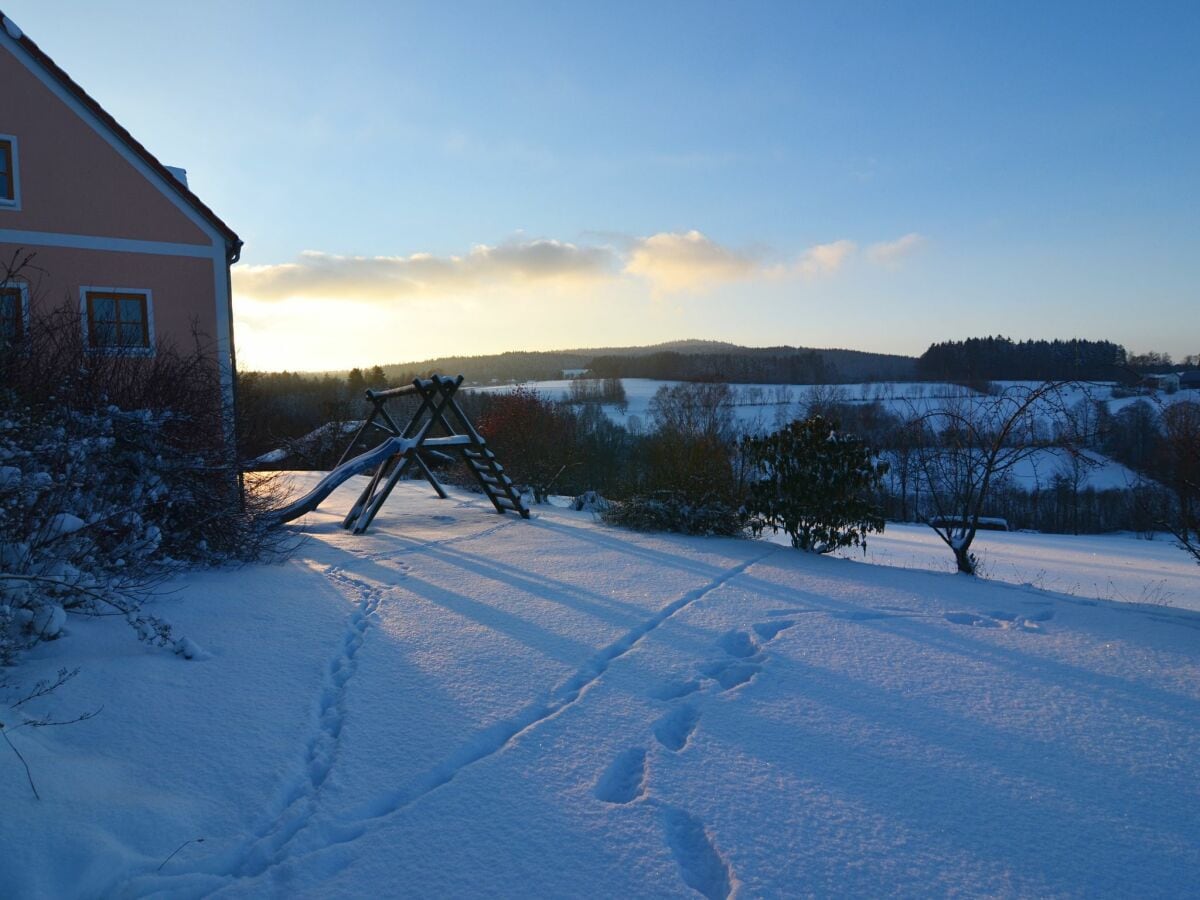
[741, 416, 888, 552]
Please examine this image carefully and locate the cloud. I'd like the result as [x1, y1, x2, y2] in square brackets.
[793, 239, 857, 277]
[235, 228, 883, 305]
[867, 232, 926, 265]
[624, 230, 757, 293]
[233, 239, 618, 302]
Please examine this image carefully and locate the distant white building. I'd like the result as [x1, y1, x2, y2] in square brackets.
[1141, 373, 1180, 393]
[562, 368, 589, 379]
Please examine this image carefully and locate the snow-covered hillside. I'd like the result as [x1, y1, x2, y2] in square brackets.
[471, 378, 1181, 500]
[472, 378, 991, 430]
[3, 475, 1199, 898]
[471, 379, 1193, 493]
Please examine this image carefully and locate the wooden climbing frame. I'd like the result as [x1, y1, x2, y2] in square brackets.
[336, 374, 530, 533]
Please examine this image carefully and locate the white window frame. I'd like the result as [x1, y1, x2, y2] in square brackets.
[0, 279, 29, 341]
[79, 286, 156, 356]
[0, 133, 20, 210]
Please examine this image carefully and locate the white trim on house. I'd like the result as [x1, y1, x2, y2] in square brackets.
[1, 278, 30, 338]
[78, 285, 156, 357]
[0, 228, 215, 257]
[0, 133, 20, 210]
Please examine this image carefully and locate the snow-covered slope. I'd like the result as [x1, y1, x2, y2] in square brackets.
[822, 522, 1200, 610]
[3, 476, 1199, 898]
[471, 378, 987, 430]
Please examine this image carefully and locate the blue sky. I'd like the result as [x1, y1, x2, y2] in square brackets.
[7, 1, 1198, 370]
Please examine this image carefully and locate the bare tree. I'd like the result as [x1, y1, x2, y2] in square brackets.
[904, 381, 1085, 574]
[1157, 400, 1200, 563]
[887, 417, 929, 523]
[649, 382, 735, 443]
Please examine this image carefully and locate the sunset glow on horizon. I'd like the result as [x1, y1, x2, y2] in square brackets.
[7, 0, 1196, 370]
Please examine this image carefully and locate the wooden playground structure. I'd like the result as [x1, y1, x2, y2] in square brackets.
[272, 374, 530, 533]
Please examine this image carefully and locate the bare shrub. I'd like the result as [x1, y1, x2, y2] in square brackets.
[1, 256, 286, 666]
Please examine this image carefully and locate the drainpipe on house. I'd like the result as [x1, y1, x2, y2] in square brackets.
[226, 239, 245, 509]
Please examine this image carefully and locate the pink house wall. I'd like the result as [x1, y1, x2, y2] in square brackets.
[0, 16, 243, 473]
[8, 246, 219, 351]
[0, 44, 211, 246]
[0, 26, 238, 417]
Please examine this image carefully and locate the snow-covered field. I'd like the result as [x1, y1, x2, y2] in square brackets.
[472, 377, 1200, 428]
[820, 522, 1200, 611]
[4, 474, 1199, 898]
[472, 378, 991, 431]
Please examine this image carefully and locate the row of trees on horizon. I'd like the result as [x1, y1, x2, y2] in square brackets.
[263, 337, 1198, 389]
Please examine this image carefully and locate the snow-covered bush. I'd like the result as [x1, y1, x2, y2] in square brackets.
[0, 293, 284, 666]
[601, 491, 743, 537]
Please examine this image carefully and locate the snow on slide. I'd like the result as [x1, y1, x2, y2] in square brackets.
[3, 474, 1199, 897]
[269, 436, 415, 524]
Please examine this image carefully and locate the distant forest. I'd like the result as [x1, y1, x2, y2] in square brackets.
[916, 337, 1129, 382]
[368, 340, 915, 385]
[277, 336, 1192, 388]
[587, 347, 915, 384]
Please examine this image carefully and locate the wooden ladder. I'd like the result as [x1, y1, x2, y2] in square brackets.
[337, 374, 530, 534]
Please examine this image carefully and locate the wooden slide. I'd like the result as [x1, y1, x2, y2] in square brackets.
[269, 436, 415, 525]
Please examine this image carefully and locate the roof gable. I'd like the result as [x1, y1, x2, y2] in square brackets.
[1, 10, 241, 259]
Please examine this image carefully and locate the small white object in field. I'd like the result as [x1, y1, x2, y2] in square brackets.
[571, 491, 610, 513]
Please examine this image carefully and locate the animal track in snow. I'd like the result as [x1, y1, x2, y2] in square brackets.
[715, 663, 760, 691]
[945, 611, 1045, 632]
[306, 550, 778, 855]
[944, 611, 999, 628]
[716, 629, 760, 659]
[752, 619, 795, 641]
[594, 748, 647, 804]
[661, 806, 734, 900]
[137, 565, 390, 891]
[650, 679, 703, 701]
[699, 658, 762, 692]
[654, 705, 700, 752]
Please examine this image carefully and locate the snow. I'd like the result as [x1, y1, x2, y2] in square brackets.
[1109, 389, 1200, 415]
[252, 448, 288, 465]
[473, 377, 1199, 435]
[821, 521, 1200, 611]
[30, 603, 66, 639]
[1004, 447, 1141, 491]
[2, 15, 22, 40]
[471, 378, 986, 431]
[3, 474, 1199, 897]
[46, 513, 87, 539]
